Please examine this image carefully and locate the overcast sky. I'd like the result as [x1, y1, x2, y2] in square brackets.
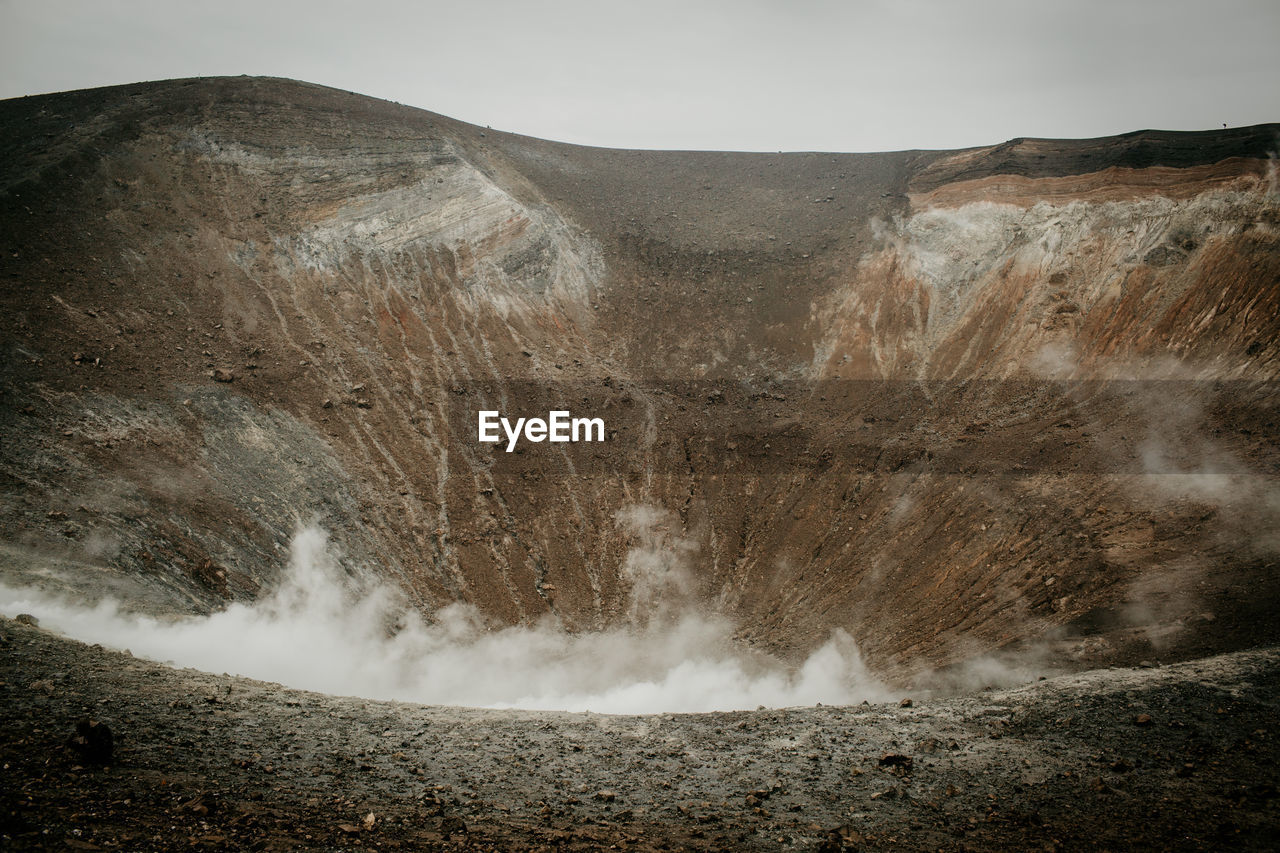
[2, 0, 1277, 153]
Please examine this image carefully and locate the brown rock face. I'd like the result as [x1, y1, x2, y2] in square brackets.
[1, 76, 1277, 679]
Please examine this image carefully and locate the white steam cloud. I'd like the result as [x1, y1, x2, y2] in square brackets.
[0, 510, 889, 714]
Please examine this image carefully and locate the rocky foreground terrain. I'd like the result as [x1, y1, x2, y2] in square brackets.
[2, 617, 1278, 851]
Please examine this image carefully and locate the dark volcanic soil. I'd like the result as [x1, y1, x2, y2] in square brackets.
[3, 617, 1278, 851]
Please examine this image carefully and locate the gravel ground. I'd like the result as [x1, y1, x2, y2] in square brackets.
[2, 616, 1278, 851]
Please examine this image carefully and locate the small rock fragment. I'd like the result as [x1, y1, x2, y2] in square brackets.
[67, 718, 114, 764]
[440, 815, 467, 834]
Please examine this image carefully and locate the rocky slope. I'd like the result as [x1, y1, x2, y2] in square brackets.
[1, 77, 1278, 680]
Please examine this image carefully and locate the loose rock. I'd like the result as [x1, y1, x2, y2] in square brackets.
[67, 717, 114, 764]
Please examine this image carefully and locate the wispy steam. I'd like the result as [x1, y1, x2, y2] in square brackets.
[0, 511, 889, 714]
[615, 504, 697, 624]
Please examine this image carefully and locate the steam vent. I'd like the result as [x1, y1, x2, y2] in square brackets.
[2, 77, 1279, 850]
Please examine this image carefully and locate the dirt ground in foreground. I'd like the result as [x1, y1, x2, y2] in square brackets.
[1, 616, 1278, 851]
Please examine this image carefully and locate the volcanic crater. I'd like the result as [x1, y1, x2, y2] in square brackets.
[1, 77, 1279, 850]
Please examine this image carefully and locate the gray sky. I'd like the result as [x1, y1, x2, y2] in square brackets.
[2, 0, 1277, 153]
